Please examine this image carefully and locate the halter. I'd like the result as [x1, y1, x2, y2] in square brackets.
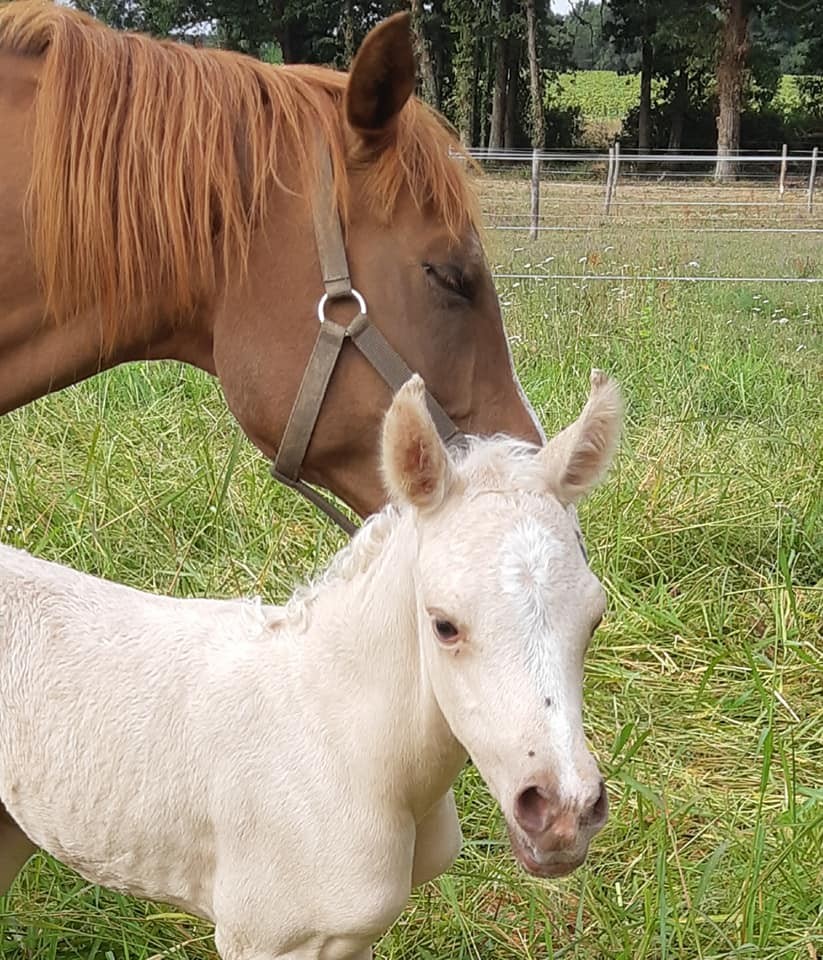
[270, 149, 463, 535]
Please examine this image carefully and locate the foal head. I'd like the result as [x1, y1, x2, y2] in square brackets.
[382, 372, 622, 877]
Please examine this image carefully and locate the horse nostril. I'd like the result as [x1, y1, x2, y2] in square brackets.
[586, 780, 608, 827]
[514, 785, 552, 835]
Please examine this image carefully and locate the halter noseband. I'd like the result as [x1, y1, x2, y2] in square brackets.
[270, 148, 463, 535]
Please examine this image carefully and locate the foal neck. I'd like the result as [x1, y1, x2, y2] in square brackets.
[294, 509, 467, 817]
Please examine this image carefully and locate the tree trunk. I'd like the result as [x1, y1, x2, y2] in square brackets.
[454, 13, 475, 145]
[272, 0, 299, 64]
[468, 30, 480, 146]
[488, 0, 511, 150]
[504, 37, 520, 149]
[341, 0, 354, 66]
[667, 70, 688, 153]
[638, 35, 652, 153]
[432, 40, 446, 112]
[277, 28, 298, 63]
[410, 0, 438, 106]
[714, 0, 750, 181]
[428, 0, 447, 112]
[524, 0, 544, 149]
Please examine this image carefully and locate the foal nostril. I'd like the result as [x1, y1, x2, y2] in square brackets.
[584, 780, 609, 827]
[514, 785, 552, 835]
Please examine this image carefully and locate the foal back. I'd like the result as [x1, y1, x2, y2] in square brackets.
[0, 545, 267, 915]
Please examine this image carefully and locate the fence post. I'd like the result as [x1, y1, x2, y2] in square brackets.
[530, 147, 541, 240]
[808, 147, 819, 213]
[778, 143, 788, 200]
[603, 145, 614, 215]
[612, 140, 621, 207]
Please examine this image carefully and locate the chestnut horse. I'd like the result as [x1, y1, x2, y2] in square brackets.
[0, 2, 542, 518]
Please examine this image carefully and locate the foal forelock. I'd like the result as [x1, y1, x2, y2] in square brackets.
[264, 428, 596, 639]
[0, 1, 478, 345]
[497, 514, 590, 690]
[499, 519, 564, 639]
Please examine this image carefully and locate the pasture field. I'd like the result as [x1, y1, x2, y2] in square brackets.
[1, 190, 821, 959]
[555, 71, 654, 121]
[481, 177, 820, 234]
[554, 72, 815, 123]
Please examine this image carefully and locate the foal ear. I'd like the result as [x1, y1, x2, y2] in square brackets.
[382, 375, 452, 511]
[345, 12, 416, 145]
[540, 370, 622, 505]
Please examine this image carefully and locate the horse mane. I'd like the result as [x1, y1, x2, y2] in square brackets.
[0, 1, 477, 344]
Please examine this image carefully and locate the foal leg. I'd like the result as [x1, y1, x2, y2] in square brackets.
[411, 788, 462, 887]
[215, 931, 372, 960]
[224, 953, 370, 960]
[0, 803, 37, 895]
[276, 951, 371, 960]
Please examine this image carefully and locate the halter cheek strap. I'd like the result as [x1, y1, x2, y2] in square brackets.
[270, 148, 462, 536]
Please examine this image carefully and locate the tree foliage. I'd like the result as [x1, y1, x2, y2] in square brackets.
[70, 0, 823, 155]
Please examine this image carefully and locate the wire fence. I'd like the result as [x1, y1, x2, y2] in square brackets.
[470, 145, 821, 226]
[471, 148, 823, 287]
[493, 273, 823, 284]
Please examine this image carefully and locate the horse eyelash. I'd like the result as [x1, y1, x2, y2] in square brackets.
[423, 261, 471, 301]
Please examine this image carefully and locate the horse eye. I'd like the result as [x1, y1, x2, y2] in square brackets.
[434, 618, 460, 643]
[423, 261, 472, 301]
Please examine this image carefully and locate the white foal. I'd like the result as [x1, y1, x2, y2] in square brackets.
[0, 371, 621, 960]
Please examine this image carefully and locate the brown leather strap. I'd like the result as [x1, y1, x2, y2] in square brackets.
[268, 146, 463, 535]
[273, 317, 347, 481]
[311, 149, 352, 299]
[270, 470, 358, 536]
[346, 314, 460, 444]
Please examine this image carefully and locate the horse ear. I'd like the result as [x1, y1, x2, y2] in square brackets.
[539, 370, 622, 505]
[345, 12, 416, 146]
[382, 375, 452, 511]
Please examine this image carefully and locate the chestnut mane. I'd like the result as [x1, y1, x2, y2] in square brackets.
[0, 1, 476, 341]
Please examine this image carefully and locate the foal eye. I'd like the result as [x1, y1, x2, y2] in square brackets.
[434, 618, 460, 643]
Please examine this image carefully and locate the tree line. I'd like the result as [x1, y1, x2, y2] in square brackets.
[73, 0, 823, 178]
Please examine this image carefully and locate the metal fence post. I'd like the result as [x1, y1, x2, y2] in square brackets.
[603, 145, 614, 215]
[612, 140, 621, 207]
[778, 143, 788, 200]
[808, 147, 819, 213]
[530, 147, 541, 240]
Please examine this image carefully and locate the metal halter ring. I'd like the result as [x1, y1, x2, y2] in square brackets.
[317, 289, 367, 325]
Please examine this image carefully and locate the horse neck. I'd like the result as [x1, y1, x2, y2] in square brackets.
[0, 295, 216, 415]
[296, 512, 467, 817]
[0, 49, 215, 415]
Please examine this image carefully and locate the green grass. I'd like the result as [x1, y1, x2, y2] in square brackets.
[1, 220, 821, 959]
